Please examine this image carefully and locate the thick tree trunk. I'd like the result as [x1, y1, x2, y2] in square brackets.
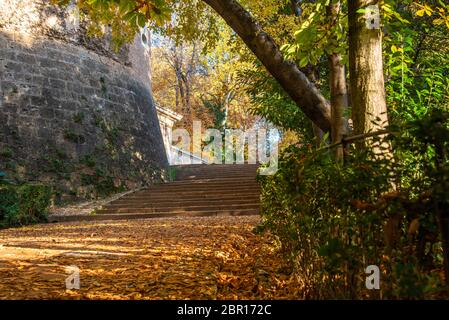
[203, 0, 331, 132]
[348, 0, 389, 136]
[327, 3, 349, 160]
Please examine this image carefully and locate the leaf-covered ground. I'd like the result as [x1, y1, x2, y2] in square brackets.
[0, 216, 302, 299]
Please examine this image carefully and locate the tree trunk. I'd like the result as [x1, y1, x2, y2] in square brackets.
[175, 83, 180, 110]
[203, 0, 331, 132]
[312, 124, 324, 148]
[348, 0, 389, 137]
[329, 53, 349, 158]
[176, 70, 186, 111]
[181, 74, 191, 111]
[327, 2, 349, 160]
[290, 0, 302, 16]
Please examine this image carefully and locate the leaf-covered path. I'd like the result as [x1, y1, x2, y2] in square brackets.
[0, 216, 301, 299]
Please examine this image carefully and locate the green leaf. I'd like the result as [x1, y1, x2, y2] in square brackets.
[298, 55, 309, 68]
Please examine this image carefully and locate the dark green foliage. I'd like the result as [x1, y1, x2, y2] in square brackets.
[13, 185, 52, 225]
[42, 148, 72, 180]
[0, 188, 18, 223]
[81, 154, 97, 168]
[73, 112, 85, 124]
[167, 167, 178, 181]
[104, 126, 120, 145]
[81, 168, 124, 198]
[95, 117, 121, 147]
[258, 110, 449, 299]
[100, 76, 108, 95]
[0, 147, 14, 159]
[384, 3, 449, 124]
[203, 100, 227, 131]
[0, 174, 52, 228]
[64, 129, 86, 144]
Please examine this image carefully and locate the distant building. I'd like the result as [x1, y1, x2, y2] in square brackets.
[156, 105, 207, 165]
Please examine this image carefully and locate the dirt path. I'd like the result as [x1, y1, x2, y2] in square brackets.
[0, 216, 301, 299]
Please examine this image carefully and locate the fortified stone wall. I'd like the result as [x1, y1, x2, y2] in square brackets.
[0, 0, 168, 201]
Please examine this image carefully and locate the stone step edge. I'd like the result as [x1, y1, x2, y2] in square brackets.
[49, 210, 260, 222]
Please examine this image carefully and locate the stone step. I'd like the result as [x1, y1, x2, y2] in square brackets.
[140, 186, 260, 194]
[126, 189, 260, 195]
[111, 197, 259, 205]
[174, 168, 257, 173]
[174, 175, 257, 181]
[96, 203, 260, 214]
[171, 164, 259, 170]
[175, 169, 256, 173]
[172, 165, 259, 179]
[123, 193, 260, 201]
[110, 197, 259, 206]
[49, 208, 259, 223]
[159, 177, 258, 185]
[175, 169, 257, 173]
[149, 180, 259, 187]
[143, 182, 260, 188]
[133, 189, 260, 196]
[54, 164, 262, 222]
[113, 193, 260, 201]
[110, 195, 259, 204]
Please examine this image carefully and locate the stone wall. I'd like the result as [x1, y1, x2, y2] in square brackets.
[0, 0, 168, 201]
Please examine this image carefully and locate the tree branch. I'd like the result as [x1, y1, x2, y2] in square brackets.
[202, 0, 331, 132]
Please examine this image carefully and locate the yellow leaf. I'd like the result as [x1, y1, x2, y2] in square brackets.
[416, 9, 426, 17]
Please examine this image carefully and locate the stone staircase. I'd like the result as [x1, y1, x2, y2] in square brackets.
[51, 164, 260, 222]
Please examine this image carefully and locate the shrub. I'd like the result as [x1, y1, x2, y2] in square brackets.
[258, 110, 449, 299]
[80, 168, 124, 198]
[0, 174, 52, 227]
[13, 185, 52, 225]
[0, 187, 18, 222]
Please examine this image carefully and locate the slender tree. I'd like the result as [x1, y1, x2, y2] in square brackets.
[327, 2, 349, 159]
[348, 0, 389, 136]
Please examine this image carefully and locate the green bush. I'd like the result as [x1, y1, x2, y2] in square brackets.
[0, 175, 52, 227]
[80, 168, 124, 198]
[0, 188, 18, 222]
[258, 110, 449, 299]
[14, 185, 52, 225]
